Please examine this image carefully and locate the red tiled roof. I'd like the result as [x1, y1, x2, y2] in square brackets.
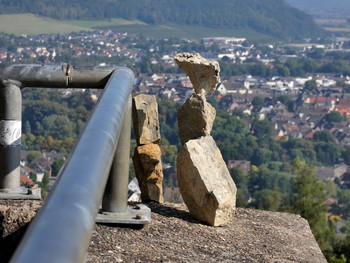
[304, 130, 315, 139]
[20, 175, 34, 186]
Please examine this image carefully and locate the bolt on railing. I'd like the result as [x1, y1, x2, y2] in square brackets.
[0, 64, 151, 263]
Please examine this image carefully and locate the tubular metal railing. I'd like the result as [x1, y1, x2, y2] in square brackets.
[0, 64, 150, 263]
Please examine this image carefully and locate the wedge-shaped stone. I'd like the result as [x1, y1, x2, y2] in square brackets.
[178, 93, 216, 145]
[133, 143, 164, 203]
[177, 136, 236, 226]
[132, 94, 160, 145]
[174, 52, 220, 95]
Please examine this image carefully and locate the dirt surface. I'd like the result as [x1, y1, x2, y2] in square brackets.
[0, 201, 327, 263]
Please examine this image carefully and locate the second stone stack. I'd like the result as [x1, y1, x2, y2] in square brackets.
[132, 94, 164, 203]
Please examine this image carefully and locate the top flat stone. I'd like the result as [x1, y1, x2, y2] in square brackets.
[174, 52, 220, 95]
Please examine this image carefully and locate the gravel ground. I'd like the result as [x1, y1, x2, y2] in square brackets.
[0, 201, 327, 263]
[87, 202, 327, 263]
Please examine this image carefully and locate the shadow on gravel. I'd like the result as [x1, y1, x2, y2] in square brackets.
[145, 202, 203, 225]
[0, 222, 30, 263]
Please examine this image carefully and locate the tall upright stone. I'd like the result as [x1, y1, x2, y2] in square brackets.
[132, 94, 161, 145]
[175, 52, 237, 226]
[132, 94, 163, 203]
[177, 136, 237, 226]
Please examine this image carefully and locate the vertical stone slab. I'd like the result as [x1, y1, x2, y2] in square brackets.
[132, 94, 161, 145]
[177, 136, 237, 226]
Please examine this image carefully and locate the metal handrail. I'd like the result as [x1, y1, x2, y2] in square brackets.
[8, 66, 134, 263]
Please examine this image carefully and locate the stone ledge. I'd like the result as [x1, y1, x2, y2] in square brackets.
[0, 201, 326, 263]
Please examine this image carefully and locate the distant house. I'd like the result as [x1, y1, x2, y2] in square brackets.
[20, 175, 35, 188]
[216, 83, 227, 96]
[43, 151, 66, 162]
[315, 164, 348, 181]
[20, 166, 37, 177]
[128, 177, 141, 202]
[227, 160, 251, 173]
[31, 157, 52, 181]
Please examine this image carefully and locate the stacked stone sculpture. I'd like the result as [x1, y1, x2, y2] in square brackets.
[132, 94, 164, 203]
[175, 52, 237, 226]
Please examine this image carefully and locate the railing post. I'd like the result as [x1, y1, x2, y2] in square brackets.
[96, 96, 151, 225]
[0, 80, 21, 193]
[102, 95, 131, 212]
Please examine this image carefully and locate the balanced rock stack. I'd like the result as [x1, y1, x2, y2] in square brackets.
[132, 94, 164, 203]
[174, 52, 237, 226]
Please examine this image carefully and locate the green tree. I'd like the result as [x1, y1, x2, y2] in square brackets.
[251, 96, 265, 108]
[304, 79, 318, 90]
[251, 148, 272, 166]
[160, 144, 178, 167]
[23, 133, 36, 150]
[24, 120, 32, 135]
[314, 142, 341, 166]
[326, 111, 345, 123]
[230, 167, 248, 207]
[38, 173, 50, 198]
[277, 95, 291, 107]
[251, 119, 273, 144]
[336, 189, 350, 220]
[29, 172, 37, 183]
[41, 115, 75, 140]
[250, 189, 282, 211]
[291, 158, 331, 253]
[52, 159, 65, 177]
[313, 130, 335, 143]
[342, 146, 350, 166]
[330, 236, 349, 263]
[27, 151, 42, 164]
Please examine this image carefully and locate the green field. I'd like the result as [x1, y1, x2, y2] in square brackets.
[0, 14, 92, 35]
[0, 13, 273, 41]
[96, 24, 273, 41]
[63, 18, 146, 28]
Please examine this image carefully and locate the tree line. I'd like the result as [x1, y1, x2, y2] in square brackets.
[219, 57, 350, 78]
[22, 87, 95, 140]
[0, 0, 323, 39]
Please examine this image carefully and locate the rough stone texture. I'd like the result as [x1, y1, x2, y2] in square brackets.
[177, 136, 237, 226]
[0, 200, 327, 263]
[132, 94, 160, 145]
[174, 52, 220, 95]
[133, 144, 164, 203]
[178, 93, 216, 145]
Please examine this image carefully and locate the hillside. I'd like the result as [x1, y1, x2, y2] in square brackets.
[285, 0, 350, 14]
[0, 0, 324, 39]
